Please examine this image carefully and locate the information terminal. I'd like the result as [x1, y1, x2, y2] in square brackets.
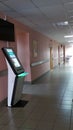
[2, 47, 28, 107]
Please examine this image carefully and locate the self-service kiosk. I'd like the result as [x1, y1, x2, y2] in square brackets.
[2, 47, 28, 107]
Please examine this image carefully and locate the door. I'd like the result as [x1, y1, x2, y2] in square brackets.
[50, 47, 53, 69]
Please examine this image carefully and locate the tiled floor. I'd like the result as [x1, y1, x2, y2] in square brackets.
[1, 63, 73, 130]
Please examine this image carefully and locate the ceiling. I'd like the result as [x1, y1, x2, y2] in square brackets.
[0, 0, 73, 45]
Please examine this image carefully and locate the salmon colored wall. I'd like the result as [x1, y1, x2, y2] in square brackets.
[31, 62, 50, 81]
[0, 42, 7, 71]
[0, 12, 60, 102]
[0, 76, 7, 102]
[0, 13, 17, 102]
[16, 30, 31, 81]
[0, 42, 8, 102]
[8, 15, 60, 81]
[29, 32, 50, 81]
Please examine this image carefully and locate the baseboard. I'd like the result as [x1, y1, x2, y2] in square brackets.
[24, 81, 31, 85]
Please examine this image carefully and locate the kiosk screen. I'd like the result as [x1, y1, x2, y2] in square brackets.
[6, 49, 21, 68]
[2, 47, 24, 74]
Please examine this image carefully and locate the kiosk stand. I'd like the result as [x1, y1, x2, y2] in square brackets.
[2, 47, 28, 107]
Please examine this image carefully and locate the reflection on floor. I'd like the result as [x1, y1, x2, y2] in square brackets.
[0, 64, 73, 130]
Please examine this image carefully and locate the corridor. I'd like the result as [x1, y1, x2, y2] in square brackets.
[0, 64, 73, 130]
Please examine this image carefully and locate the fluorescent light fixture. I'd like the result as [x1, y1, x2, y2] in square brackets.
[57, 21, 68, 26]
[64, 35, 73, 38]
[68, 40, 73, 42]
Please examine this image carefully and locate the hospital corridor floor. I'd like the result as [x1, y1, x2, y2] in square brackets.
[0, 64, 73, 130]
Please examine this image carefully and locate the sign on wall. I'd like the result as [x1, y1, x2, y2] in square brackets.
[33, 40, 38, 57]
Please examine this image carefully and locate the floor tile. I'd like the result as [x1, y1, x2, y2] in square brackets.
[1, 64, 73, 130]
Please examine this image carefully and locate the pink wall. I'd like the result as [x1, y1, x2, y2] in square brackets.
[16, 30, 31, 81]
[0, 42, 7, 71]
[29, 31, 51, 81]
[0, 76, 7, 102]
[0, 13, 17, 102]
[0, 12, 61, 102]
[0, 42, 8, 102]
[12, 17, 52, 81]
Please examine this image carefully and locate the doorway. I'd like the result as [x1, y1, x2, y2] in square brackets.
[50, 47, 53, 69]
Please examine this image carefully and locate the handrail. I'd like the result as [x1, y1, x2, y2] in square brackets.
[31, 59, 49, 67]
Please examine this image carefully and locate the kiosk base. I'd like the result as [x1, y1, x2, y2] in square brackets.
[12, 100, 28, 107]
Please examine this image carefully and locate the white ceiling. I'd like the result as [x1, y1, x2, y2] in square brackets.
[0, 0, 73, 45]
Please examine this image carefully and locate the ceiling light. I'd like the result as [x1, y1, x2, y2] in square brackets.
[64, 35, 73, 38]
[64, 21, 68, 25]
[57, 21, 68, 26]
[68, 40, 73, 42]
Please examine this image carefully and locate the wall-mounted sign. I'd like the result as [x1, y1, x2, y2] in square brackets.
[33, 40, 38, 57]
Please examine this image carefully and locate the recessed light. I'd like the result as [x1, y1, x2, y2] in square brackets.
[64, 21, 68, 25]
[64, 35, 73, 38]
[57, 21, 68, 26]
[68, 40, 73, 42]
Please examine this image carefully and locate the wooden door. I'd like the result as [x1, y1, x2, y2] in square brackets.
[50, 47, 53, 69]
